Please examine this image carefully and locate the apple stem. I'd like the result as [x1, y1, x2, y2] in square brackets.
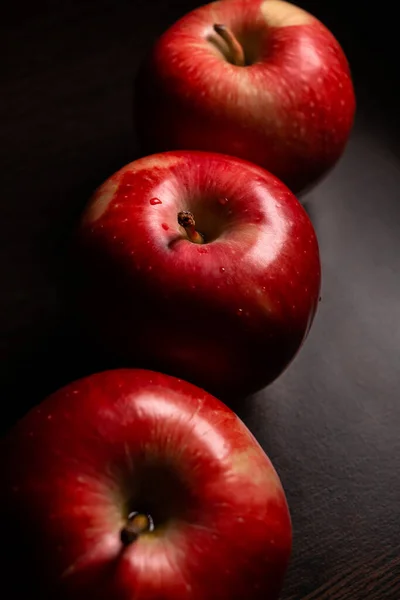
[120, 513, 152, 545]
[213, 24, 245, 67]
[178, 211, 205, 244]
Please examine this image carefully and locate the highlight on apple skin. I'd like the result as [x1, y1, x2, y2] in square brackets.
[135, 0, 356, 193]
[75, 150, 321, 399]
[0, 369, 292, 600]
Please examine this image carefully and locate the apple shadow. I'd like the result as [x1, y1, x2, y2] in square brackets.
[228, 386, 271, 420]
[300, 193, 318, 221]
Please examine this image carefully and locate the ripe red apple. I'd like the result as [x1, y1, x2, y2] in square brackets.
[135, 0, 355, 193]
[0, 369, 292, 600]
[75, 151, 321, 399]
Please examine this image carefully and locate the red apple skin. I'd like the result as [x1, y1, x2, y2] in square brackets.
[75, 151, 321, 399]
[135, 0, 355, 193]
[0, 369, 292, 600]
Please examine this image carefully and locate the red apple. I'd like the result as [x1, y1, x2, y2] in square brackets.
[75, 151, 321, 399]
[0, 369, 292, 600]
[135, 0, 355, 193]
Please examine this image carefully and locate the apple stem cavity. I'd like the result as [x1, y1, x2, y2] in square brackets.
[213, 24, 245, 67]
[177, 211, 205, 244]
[120, 512, 153, 545]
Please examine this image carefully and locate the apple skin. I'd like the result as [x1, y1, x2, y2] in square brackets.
[0, 369, 292, 600]
[75, 151, 321, 399]
[135, 0, 356, 193]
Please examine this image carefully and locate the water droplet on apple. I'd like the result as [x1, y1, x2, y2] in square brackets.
[220, 267, 225, 273]
[150, 197, 162, 205]
[162, 223, 169, 231]
[218, 197, 229, 205]
[148, 266, 153, 272]
[261, 286, 266, 292]
[237, 308, 243, 316]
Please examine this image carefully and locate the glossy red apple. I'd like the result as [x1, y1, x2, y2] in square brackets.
[0, 369, 292, 600]
[75, 151, 321, 399]
[135, 0, 355, 193]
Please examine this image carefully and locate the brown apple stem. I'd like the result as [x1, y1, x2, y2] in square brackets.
[213, 24, 245, 67]
[120, 513, 152, 545]
[178, 211, 204, 244]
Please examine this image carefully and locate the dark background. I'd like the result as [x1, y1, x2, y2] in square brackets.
[1, 1, 399, 598]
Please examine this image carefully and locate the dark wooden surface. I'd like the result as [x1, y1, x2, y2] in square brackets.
[1, 1, 400, 598]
